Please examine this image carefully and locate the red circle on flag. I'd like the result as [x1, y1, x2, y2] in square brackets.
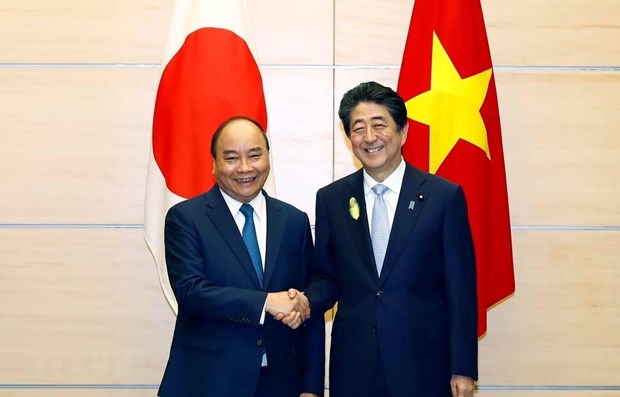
[153, 27, 268, 199]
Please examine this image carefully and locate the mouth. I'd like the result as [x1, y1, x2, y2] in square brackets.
[365, 145, 384, 154]
[235, 176, 257, 185]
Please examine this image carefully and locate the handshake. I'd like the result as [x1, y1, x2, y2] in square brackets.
[265, 289, 310, 329]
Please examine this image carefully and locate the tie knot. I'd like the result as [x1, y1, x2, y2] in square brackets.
[240, 204, 254, 219]
[372, 184, 389, 197]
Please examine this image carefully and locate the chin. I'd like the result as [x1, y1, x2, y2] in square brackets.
[238, 190, 259, 199]
[363, 158, 387, 169]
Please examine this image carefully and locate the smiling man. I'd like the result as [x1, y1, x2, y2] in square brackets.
[304, 82, 478, 397]
[158, 116, 324, 397]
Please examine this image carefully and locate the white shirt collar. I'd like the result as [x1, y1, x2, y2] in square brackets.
[363, 157, 406, 196]
[219, 188, 267, 221]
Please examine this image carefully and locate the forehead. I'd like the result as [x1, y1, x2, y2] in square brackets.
[350, 102, 394, 123]
[217, 120, 266, 151]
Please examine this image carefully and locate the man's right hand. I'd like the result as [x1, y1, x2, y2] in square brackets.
[266, 289, 310, 329]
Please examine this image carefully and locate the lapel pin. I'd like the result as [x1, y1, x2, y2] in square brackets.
[418, 194, 424, 201]
[408, 200, 415, 210]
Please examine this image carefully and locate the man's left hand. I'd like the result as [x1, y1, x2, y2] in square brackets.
[450, 375, 475, 397]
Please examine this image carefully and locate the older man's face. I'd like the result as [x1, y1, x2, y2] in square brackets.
[212, 119, 270, 203]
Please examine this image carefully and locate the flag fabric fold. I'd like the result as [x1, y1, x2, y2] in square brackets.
[144, 0, 273, 313]
[397, 0, 515, 336]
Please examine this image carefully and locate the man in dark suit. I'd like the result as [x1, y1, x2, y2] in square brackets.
[158, 116, 324, 397]
[305, 82, 477, 397]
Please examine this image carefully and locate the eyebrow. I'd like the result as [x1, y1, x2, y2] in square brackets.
[352, 115, 388, 125]
[221, 147, 264, 156]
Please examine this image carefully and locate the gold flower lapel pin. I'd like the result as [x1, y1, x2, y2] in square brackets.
[348, 197, 360, 220]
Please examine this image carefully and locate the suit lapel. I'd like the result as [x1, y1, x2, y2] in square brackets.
[343, 170, 379, 283]
[204, 188, 263, 290]
[263, 193, 282, 290]
[379, 165, 429, 285]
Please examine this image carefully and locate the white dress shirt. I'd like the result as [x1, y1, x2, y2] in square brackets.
[363, 158, 406, 235]
[220, 189, 267, 272]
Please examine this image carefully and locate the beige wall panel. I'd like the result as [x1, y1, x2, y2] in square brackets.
[335, 0, 413, 65]
[483, 0, 620, 67]
[0, 68, 159, 224]
[0, 1, 332, 65]
[250, 1, 333, 65]
[0, 391, 158, 397]
[262, 68, 334, 219]
[2, 1, 617, 67]
[0, 1, 173, 64]
[499, 71, 620, 226]
[333, 68, 400, 180]
[0, 228, 174, 384]
[479, 231, 619, 385]
[335, 0, 619, 67]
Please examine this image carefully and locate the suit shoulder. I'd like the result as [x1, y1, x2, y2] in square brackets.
[317, 170, 361, 196]
[167, 190, 211, 216]
[407, 165, 461, 192]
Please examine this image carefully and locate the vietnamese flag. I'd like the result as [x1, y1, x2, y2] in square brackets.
[397, 0, 515, 336]
[144, 0, 274, 314]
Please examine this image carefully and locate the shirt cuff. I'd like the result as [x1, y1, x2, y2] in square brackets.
[259, 297, 267, 324]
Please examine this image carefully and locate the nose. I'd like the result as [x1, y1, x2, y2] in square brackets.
[363, 127, 376, 143]
[237, 156, 252, 172]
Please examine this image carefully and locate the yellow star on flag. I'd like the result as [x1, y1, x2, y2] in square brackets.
[405, 32, 492, 174]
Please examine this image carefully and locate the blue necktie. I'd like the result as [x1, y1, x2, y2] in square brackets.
[240, 204, 263, 287]
[371, 184, 390, 275]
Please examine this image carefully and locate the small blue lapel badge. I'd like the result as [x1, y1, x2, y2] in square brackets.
[408, 200, 415, 210]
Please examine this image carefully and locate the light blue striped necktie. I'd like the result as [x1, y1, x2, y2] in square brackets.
[240, 204, 263, 287]
[371, 184, 390, 275]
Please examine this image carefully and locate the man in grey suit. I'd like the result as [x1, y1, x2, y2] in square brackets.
[305, 82, 477, 397]
[159, 116, 324, 397]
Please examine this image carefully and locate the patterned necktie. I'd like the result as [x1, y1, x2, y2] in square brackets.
[371, 184, 390, 276]
[239, 204, 263, 287]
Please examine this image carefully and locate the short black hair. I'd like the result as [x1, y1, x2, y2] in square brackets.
[338, 81, 408, 137]
[210, 116, 270, 159]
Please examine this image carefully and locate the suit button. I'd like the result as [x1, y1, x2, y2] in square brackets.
[376, 290, 384, 298]
[371, 326, 377, 334]
[256, 339, 263, 346]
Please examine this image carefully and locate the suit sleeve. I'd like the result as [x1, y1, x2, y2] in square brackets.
[165, 205, 267, 325]
[443, 186, 478, 380]
[298, 213, 326, 395]
[304, 190, 340, 314]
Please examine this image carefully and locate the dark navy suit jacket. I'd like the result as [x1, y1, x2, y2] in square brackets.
[305, 164, 477, 397]
[158, 187, 324, 397]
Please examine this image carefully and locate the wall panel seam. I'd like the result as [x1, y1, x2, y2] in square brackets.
[1, 63, 619, 72]
[0, 384, 158, 390]
[0, 384, 618, 391]
[478, 385, 620, 391]
[0, 224, 143, 229]
[1, 224, 618, 231]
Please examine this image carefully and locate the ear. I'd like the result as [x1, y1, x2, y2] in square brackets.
[400, 120, 409, 145]
[212, 158, 216, 175]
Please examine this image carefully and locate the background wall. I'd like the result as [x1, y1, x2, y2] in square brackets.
[1, 0, 618, 396]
